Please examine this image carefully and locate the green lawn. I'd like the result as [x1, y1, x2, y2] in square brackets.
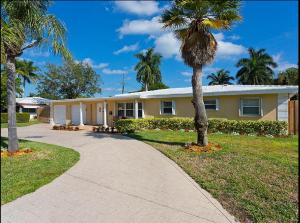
[1, 120, 41, 128]
[129, 130, 298, 223]
[1, 137, 79, 205]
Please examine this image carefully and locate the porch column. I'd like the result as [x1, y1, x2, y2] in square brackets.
[49, 101, 55, 126]
[135, 100, 138, 119]
[79, 102, 84, 126]
[19, 107, 23, 113]
[103, 101, 107, 128]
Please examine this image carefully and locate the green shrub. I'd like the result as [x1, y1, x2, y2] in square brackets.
[115, 118, 288, 136]
[1, 113, 30, 123]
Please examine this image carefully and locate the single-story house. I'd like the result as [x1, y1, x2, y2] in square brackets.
[17, 97, 50, 119]
[50, 85, 298, 127]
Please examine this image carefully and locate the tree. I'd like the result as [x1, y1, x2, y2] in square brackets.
[135, 48, 162, 91]
[140, 81, 169, 91]
[1, 0, 71, 152]
[161, 0, 241, 146]
[16, 59, 39, 97]
[274, 67, 298, 85]
[236, 48, 277, 85]
[1, 68, 23, 112]
[36, 61, 101, 99]
[207, 69, 234, 85]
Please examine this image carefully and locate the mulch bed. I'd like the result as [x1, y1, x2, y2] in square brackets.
[1, 148, 33, 158]
[185, 142, 222, 153]
[52, 125, 80, 131]
[92, 126, 118, 133]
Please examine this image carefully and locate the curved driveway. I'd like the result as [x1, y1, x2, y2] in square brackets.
[1, 124, 237, 223]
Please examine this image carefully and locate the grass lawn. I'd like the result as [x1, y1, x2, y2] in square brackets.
[1, 137, 79, 205]
[1, 120, 41, 128]
[129, 130, 298, 223]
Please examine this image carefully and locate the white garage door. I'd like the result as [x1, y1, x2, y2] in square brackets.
[71, 104, 86, 125]
[54, 105, 66, 125]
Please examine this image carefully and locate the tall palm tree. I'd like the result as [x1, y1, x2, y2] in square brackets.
[134, 48, 162, 91]
[207, 69, 234, 85]
[16, 60, 39, 97]
[236, 48, 277, 85]
[1, 0, 71, 152]
[161, 0, 241, 146]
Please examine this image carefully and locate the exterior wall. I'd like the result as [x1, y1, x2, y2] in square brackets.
[51, 93, 280, 126]
[143, 94, 278, 121]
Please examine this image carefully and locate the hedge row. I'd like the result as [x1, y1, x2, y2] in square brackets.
[1, 113, 30, 123]
[115, 118, 288, 136]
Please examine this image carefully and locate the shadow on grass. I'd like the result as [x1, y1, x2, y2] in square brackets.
[1, 137, 33, 149]
[128, 133, 185, 146]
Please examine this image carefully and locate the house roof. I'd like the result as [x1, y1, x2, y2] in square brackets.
[113, 85, 299, 99]
[51, 85, 298, 102]
[16, 97, 50, 105]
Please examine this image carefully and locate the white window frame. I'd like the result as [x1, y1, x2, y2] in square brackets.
[117, 102, 134, 118]
[240, 97, 263, 117]
[204, 99, 219, 111]
[160, 100, 176, 115]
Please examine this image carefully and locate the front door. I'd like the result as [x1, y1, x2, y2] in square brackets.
[96, 103, 103, 125]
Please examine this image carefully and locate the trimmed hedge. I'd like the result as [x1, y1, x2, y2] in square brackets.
[1, 113, 30, 123]
[115, 118, 288, 136]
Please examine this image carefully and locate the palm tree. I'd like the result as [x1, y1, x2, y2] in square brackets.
[161, 0, 241, 146]
[207, 69, 234, 85]
[16, 60, 39, 97]
[134, 48, 162, 91]
[236, 48, 277, 85]
[1, 0, 71, 152]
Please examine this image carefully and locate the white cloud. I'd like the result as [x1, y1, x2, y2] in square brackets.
[181, 71, 192, 77]
[115, 1, 160, 16]
[215, 33, 247, 58]
[272, 53, 298, 72]
[24, 48, 50, 57]
[117, 16, 163, 37]
[102, 68, 128, 75]
[103, 87, 122, 92]
[228, 35, 240, 40]
[78, 58, 108, 69]
[154, 32, 181, 59]
[113, 43, 139, 55]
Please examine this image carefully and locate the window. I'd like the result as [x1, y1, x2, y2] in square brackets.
[204, 100, 217, 110]
[22, 108, 36, 113]
[117, 102, 137, 118]
[138, 102, 143, 118]
[161, 101, 175, 115]
[241, 98, 261, 116]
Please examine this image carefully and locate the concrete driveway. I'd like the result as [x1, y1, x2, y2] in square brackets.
[1, 124, 237, 223]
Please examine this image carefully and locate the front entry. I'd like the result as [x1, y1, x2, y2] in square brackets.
[96, 103, 104, 125]
[72, 104, 86, 125]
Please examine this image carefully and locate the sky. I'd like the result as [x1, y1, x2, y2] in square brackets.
[22, 0, 298, 97]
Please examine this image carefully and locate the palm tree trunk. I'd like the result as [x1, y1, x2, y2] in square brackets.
[191, 67, 208, 146]
[145, 83, 148, 91]
[23, 79, 26, 97]
[6, 56, 19, 152]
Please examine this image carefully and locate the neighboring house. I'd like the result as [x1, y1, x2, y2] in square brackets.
[16, 97, 50, 120]
[50, 85, 298, 127]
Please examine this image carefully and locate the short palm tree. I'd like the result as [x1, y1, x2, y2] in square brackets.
[161, 0, 241, 146]
[207, 69, 234, 85]
[16, 60, 39, 97]
[134, 48, 162, 91]
[1, 0, 71, 152]
[236, 48, 277, 85]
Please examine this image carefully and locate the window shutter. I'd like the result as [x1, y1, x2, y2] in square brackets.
[216, 99, 220, 111]
[260, 98, 263, 116]
[239, 99, 242, 116]
[172, 100, 176, 115]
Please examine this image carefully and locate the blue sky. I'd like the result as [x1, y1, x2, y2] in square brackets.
[22, 0, 298, 97]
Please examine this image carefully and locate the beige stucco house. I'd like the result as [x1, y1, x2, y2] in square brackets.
[50, 85, 298, 127]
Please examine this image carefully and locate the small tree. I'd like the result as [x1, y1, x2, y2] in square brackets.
[236, 48, 277, 85]
[207, 69, 234, 85]
[36, 61, 101, 99]
[1, 0, 71, 152]
[274, 67, 298, 85]
[135, 48, 162, 91]
[161, 0, 241, 146]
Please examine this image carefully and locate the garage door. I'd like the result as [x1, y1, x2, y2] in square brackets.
[54, 105, 66, 125]
[71, 104, 86, 125]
